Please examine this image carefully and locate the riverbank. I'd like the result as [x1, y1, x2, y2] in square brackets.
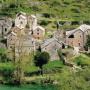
[0, 84, 57, 90]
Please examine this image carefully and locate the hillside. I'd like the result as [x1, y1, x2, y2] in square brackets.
[0, 0, 90, 30]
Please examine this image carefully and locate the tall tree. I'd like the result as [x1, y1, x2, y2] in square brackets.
[34, 51, 50, 75]
[11, 31, 28, 85]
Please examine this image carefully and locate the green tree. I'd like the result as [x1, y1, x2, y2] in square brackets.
[85, 35, 90, 49]
[34, 51, 50, 75]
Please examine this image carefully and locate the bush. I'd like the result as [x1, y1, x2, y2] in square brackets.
[9, 3, 17, 8]
[39, 20, 51, 26]
[42, 13, 50, 18]
[73, 54, 90, 67]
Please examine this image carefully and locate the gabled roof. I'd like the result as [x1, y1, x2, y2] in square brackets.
[17, 11, 26, 16]
[34, 26, 45, 31]
[79, 24, 90, 32]
[19, 15, 27, 19]
[31, 15, 37, 19]
[7, 26, 25, 37]
[66, 29, 79, 36]
[41, 37, 63, 49]
[66, 24, 90, 36]
[16, 11, 27, 20]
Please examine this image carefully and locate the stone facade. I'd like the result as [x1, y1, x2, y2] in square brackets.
[7, 27, 36, 56]
[0, 17, 12, 38]
[66, 24, 90, 50]
[33, 26, 45, 40]
[15, 12, 45, 40]
[66, 29, 84, 50]
[41, 38, 64, 60]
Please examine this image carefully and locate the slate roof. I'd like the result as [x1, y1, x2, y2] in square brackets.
[41, 37, 63, 49]
[66, 24, 90, 36]
[34, 26, 45, 31]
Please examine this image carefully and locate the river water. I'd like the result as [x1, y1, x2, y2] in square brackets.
[0, 85, 57, 90]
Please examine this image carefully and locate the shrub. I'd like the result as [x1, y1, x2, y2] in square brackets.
[42, 13, 50, 18]
[39, 20, 50, 26]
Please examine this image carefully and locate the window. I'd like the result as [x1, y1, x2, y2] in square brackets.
[5, 28, 7, 32]
[68, 34, 74, 38]
[62, 44, 65, 49]
[19, 17, 20, 20]
[10, 46, 12, 49]
[80, 35, 81, 38]
[20, 21, 23, 24]
[78, 43, 80, 46]
[37, 29, 39, 31]
[37, 33, 39, 35]
[32, 41, 34, 44]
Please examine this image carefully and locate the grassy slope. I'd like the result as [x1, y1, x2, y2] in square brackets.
[70, 54, 90, 66]
[0, 0, 90, 30]
[1, 0, 90, 20]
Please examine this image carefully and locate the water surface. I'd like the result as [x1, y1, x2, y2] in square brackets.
[0, 85, 57, 90]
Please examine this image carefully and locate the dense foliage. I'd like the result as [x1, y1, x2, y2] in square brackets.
[34, 51, 50, 75]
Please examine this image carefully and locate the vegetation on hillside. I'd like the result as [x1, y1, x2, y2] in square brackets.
[0, 47, 90, 90]
[0, 0, 90, 30]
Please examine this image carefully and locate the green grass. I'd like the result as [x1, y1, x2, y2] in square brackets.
[44, 60, 64, 69]
[72, 54, 90, 66]
[0, 62, 15, 71]
[24, 60, 64, 73]
[0, 48, 6, 54]
[24, 65, 39, 73]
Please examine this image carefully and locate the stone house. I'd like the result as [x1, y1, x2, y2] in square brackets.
[32, 26, 45, 40]
[15, 12, 27, 29]
[79, 24, 90, 45]
[66, 24, 90, 50]
[0, 17, 12, 38]
[15, 12, 37, 31]
[7, 27, 36, 56]
[15, 12, 45, 40]
[41, 37, 65, 60]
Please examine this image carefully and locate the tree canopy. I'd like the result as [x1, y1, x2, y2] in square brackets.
[34, 51, 50, 75]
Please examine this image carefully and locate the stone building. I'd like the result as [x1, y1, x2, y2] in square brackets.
[66, 24, 90, 50]
[33, 26, 45, 40]
[15, 12, 45, 40]
[15, 12, 27, 29]
[7, 27, 36, 56]
[0, 17, 12, 38]
[41, 37, 65, 60]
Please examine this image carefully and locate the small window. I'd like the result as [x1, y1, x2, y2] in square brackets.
[37, 29, 39, 31]
[62, 44, 65, 49]
[5, 28, 7, 32]
[32, 41, 34, 44]
[19, 17, 20, 20]
[20, 21, 23, 24]
[37, 33, 39, 35]
[78, 43, 80, 46]
[68, 34, 74, 38]
[10, 46, 12, 48]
